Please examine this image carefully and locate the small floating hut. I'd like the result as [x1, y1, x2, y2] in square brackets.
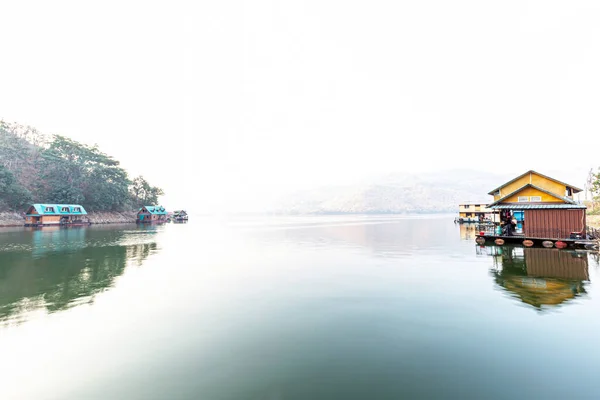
[475, 170, 595, 248]
[137, 205, 168, 223]
[24, 204, 90, 227]
[170, 210, 188, 223]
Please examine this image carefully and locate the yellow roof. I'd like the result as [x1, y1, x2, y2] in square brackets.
[487, 170, 583, 195]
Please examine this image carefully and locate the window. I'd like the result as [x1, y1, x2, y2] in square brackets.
[530, 196, 541, 202]
[45, 207, 55, 213]
[518, 196, 529, 202]
[61, 207, 69, 212]
[464, 205, 470, 209]
[74, 207, 81, 213]
[566, 187, 573, 196]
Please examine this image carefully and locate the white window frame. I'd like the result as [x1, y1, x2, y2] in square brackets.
[530, 196, 542, 202]
[517, 196, 529, 202]
[45, 207, 54, 212]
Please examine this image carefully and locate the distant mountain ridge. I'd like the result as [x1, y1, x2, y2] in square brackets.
[272, 170, 513, 214]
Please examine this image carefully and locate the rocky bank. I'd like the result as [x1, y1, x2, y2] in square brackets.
[0, 212, 25, 227]
[0, 211, 138, 227]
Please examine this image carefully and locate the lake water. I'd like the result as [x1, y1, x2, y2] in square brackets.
[0, 215, 599, 399]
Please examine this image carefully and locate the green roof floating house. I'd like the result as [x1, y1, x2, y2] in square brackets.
[24, 204, 90, 227]
[137, 206, 168, 224]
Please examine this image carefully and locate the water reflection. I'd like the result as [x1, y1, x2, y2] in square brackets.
[0, 226, 161, 325]
[31, 227, 87, 258]
[459, 223, 478, 240]
[252, 216, 456, 256]
[480, 245, 589, 311]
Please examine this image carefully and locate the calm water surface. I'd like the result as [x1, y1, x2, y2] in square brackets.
[0, 216, 599, 399]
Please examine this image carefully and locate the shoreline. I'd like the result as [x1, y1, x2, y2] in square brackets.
[1, 211, 598, 228]
[0, 211, 138, 227]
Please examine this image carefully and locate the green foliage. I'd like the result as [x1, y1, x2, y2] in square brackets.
[0, 165, 32, 210]
[586, 168, 600, 214]
[0, 121, 163, 212]
[130, 176, 164, 207]
[592, 169, 600, 200]
[86, 166, 131, 211]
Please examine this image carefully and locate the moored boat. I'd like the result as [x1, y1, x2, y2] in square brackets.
[169, 210, 188, 223]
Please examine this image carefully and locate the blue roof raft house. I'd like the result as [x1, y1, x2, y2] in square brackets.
[24, 204, 90, 227]
[137, 206, 168, 223]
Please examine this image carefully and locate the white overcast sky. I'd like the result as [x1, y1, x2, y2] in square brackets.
[1, 1, 599, 211]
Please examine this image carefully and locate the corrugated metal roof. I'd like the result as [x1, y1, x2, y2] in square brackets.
[26, 204, 87, 215]
[490, 204, 586, 210]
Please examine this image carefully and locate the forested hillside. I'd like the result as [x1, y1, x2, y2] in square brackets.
[0, 121, 163, 212]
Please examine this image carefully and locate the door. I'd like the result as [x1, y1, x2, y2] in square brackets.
[513, 211, 524, 234]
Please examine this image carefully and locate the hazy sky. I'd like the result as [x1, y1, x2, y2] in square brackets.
[1, 1, 599, 211]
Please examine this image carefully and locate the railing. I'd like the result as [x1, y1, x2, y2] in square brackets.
[481, 227, 585, 240]
[476, 224, 499, 236]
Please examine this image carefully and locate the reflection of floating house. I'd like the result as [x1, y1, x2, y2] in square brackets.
[460, 223, 476, 240]
[476, 171, 592, 247]
[137, 205, 168, 223]
[457, 203, 498, 223]
[31, 227, 87, 257]
[489, 246, 589, 311]
[24, 204, 90, 227]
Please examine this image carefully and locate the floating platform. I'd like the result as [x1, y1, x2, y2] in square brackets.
[24, 222, 92, 227]
[476, 233, 598, 250]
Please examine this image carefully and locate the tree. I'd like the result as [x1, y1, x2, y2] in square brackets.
[591, 169, 600, 200]
[0, 165, 32, 210]
[0, 123, 164, 212]
[129, 176, 164, 207]
[85, 166, 131, 211]
[38, 135, 132, 210]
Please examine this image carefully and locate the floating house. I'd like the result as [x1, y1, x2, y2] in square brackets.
[476, 170, 591, 247]
[24, 204, 89, 227]
[137, 205, 168, 223]
[171, 210, 188, 223]
[457, 203, 498, 223]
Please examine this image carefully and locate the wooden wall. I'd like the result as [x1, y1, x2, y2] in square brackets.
[503, 186, 563, 203]
[524, 209, 586, 239]
[41, 216, 61, 224]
